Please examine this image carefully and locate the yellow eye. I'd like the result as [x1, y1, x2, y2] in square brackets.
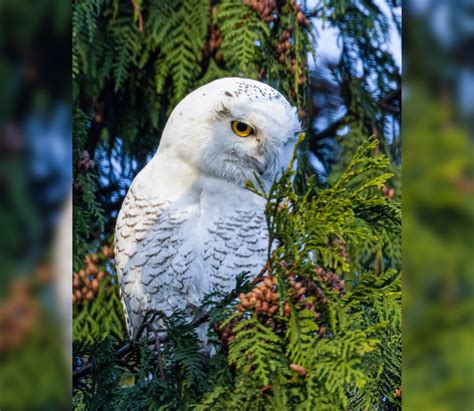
[231, 121, 253, 137]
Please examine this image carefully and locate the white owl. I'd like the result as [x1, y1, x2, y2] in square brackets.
[115, 77, 300, 340]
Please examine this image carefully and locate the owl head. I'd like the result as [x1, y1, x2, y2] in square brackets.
[158, 77, 301, 187]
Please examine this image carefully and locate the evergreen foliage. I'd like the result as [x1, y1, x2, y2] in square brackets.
[73, 0, 401, 409]
[73, 139, 401, 409]
[73, 281, 125, 344]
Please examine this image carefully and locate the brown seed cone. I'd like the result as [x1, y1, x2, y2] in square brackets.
[254, 288, 263, 297]
[97, 271, 106, 281]
[297, 287, 306, 297]
[74, 289, 82, 301]
[296, 11, 306, 25]
[290, 363, 307, 376]
[92, 278, 100, 292]
[83, 276, 92, 288]
[85, 291, 94, 301]
[279, 53, 286, 63]
[86, 264, 98, 276]
[268, 305, 278, 315]
[264, 277, 273, 288]
[101, 245, 109, 257]
[209, 39, 216, 52]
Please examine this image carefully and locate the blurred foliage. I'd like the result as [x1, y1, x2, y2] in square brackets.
[0, 0, 71, 408]
[0, 0, 71, 283]
[403, 86, 474, 410]
[0, 266, 70, 409]
[403, 1, 474, 410]
[0, 321, 69, 409]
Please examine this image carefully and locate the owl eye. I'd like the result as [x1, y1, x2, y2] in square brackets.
[231, 120, 253, 137]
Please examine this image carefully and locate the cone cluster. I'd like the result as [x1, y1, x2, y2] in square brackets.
[76, 150, 95, 173]
[214, 318, 238, 346]
[234, 266, 346, 320]
[382, 184, 396, 199]
[238, 275, 281, 316]
[73, 244, 114, 305]
[290, 0, 309, 27]
[0, 280, 39, 352]
[243, 0, 276, 23]
[74, 150, 96, 194]
[215, 264, 347, 345]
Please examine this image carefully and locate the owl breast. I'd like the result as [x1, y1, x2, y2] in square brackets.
[115, 178, 269, 337]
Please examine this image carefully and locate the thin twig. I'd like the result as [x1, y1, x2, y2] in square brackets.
[155, 332, 165, 381]
[250, 260, 271, 286]
[130, 0, 143, 32]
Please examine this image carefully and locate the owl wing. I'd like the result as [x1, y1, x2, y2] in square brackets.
[114, 185, 195, 337]
[204, 207, 269, 294]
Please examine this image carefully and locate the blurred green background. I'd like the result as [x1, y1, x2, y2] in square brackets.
[403, 1, 474, 409]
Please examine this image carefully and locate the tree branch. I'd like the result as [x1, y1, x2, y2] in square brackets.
[73, 311, 210, 383]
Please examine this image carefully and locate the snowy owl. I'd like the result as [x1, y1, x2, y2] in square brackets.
[115, 77, 300, 339]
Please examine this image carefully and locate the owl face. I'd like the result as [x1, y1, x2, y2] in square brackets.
[159, 78, 301, 187]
